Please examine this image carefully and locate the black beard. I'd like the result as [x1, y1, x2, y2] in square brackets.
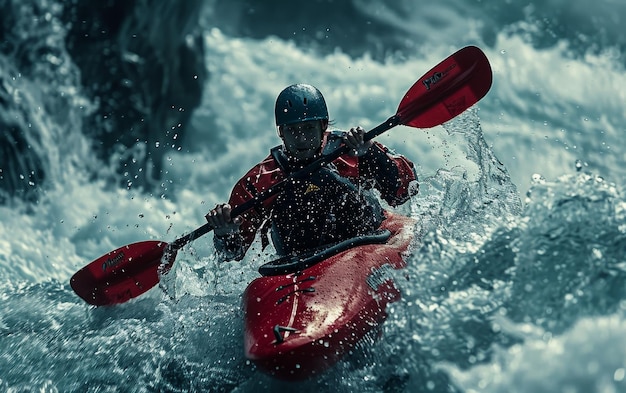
[285, 150, 322, 167]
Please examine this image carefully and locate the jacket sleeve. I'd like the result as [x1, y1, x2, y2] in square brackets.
[357, 142, 418, 206]
[213, 170, 273, 262]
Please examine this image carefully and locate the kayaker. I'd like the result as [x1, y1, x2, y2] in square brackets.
[206, 84, 418, 261]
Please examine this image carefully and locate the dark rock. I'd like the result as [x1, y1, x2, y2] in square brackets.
[61, 0, 207, 190]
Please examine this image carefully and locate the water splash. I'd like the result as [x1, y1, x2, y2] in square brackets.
[390, 156, 626, 391]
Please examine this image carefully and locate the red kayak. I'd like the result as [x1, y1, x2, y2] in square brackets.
[242, 211, 415, 380]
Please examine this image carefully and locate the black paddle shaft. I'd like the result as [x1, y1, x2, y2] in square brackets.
[169, 115, 402, 250]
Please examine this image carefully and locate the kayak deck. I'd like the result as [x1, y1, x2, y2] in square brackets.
[242, 211, 415, 380]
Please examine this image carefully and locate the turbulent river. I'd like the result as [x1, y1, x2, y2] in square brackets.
[1, 1, 625, 392]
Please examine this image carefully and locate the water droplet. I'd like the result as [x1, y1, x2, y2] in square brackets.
[574, 159, 584, 171]
[531, 173, 545, 183]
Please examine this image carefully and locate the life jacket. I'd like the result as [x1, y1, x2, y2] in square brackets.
[269, 144, 384, 255]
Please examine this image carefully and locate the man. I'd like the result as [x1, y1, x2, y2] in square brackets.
[206, 84, 418, 261]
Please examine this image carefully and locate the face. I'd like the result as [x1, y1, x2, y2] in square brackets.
[280, 120, 325, 161]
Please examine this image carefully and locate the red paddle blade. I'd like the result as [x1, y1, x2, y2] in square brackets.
[70, 241, 169, 306]
[397, 46, 492, 128]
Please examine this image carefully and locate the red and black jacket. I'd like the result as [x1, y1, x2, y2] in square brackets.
[215, 131, 418, 261]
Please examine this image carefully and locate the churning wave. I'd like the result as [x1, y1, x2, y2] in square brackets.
[1, 1, 624, 392]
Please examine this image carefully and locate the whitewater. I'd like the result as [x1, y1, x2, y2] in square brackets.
[1, 1, 625, 392]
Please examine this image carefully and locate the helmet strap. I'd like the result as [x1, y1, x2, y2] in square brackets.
[321, 119, 329, 131]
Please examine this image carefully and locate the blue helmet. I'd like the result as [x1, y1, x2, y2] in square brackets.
[275, 84, 328, 127]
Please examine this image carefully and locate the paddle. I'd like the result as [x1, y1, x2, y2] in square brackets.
[70, 45, 493, 306]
